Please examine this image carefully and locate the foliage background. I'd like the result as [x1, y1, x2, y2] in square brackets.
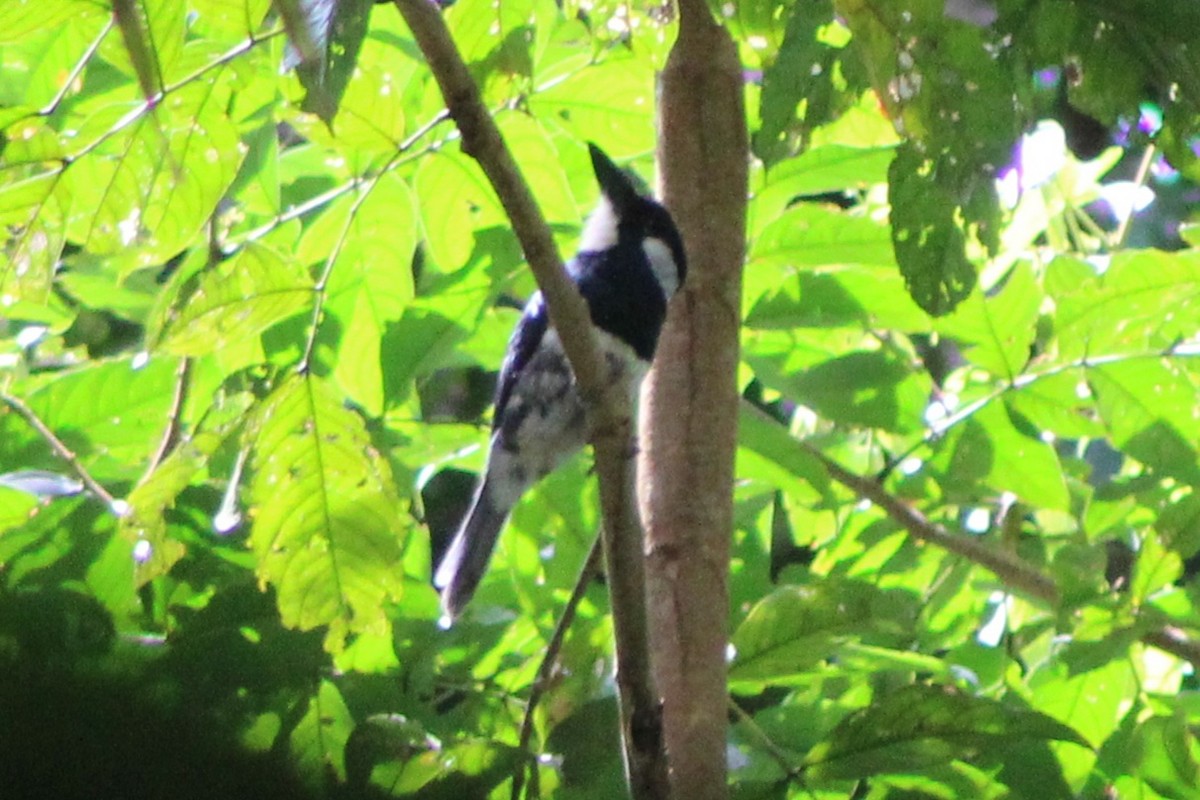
[2, 0, 1200, 797]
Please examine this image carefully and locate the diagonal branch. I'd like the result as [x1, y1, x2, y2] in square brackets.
[392, 2, 667, 796]
[774, 405, 1200, 672]
[799, 435, 1060, 603]
[1, 392, 123, 514]
[512, 535, 603, 800]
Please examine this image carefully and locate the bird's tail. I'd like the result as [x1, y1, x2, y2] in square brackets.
[435, 484, 509, 620]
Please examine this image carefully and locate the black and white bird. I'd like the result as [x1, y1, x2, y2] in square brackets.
[434, 143, 686, 621]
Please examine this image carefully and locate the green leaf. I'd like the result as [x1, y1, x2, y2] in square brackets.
[1052, 250, 1200, 359]
[1135, 715, 1200, 800]
[415, 149, 507, 271]
[0, 168, 68, 305]
[938, 262, 1042, 380]
[246, 374, 404, 651]
[736, 403, 831, 504]
[943, 400, 1069, 510]
[291, 679, 355, 787]
[744, 263, 930, 333]
[0, 485, 38, 534]
[750, 144, 896, 235]
[803, 684, 1089, 781]
[529, 54, 655, 157]
[750, 203, 895, 270]
[1131, 531, 1183, 605]
[1005, 370, 1107, 440]
[1089, 358, 1200, 483]
[119, 414, 244, 584]
[729, 580, 911, 687]
[1031, 659, 1137, 754]
[24, 357, 179, 472]
[754, 0, 841, 164]
[748, 348, 932, 434]
[66, 80, 244, 270]
[0, 0, 106, 45]
[321, 173, 418, 414]
[888, 144, 978, 316]
[152, 242, 312, 356]
[191, 0, 274, 38]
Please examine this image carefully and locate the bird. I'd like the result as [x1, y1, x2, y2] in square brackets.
[434, 143, 687, 621]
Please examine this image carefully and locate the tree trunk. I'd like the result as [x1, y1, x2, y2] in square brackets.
[642, 1, 747, 798]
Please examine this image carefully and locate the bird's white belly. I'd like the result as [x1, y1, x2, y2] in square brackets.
[485, 328, 645, 506]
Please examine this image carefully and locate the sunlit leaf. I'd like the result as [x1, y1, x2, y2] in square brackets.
[942, 400, 1069, 510]
[0, 485, 38, 534]
[529, 54, 655, 156]
[24, 357, 179, 471]
[939, 261, 1041, 380]
[153, 242, 312, 355]
[414, 149, 506, 270]
[291, 679, 355, 786]
[246, 374, 404, 650]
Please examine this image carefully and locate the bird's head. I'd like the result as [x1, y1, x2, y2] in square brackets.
[580, 143, 687, 299]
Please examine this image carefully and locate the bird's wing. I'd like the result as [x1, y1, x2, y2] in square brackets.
[492, 293, 549, 427]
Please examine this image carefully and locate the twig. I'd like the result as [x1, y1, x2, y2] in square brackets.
[512, 535, 604, 800]
[1112, 143, 1156, 250]
[145, 357, 192, 475]
[297, 110, 449, 372]
[1142, 626, 1200, 668]
[1, 392, 122, 513]
[793, 427, 1059, 603]
[393, 2, 667, 796]
[760, 404, 1200, 672]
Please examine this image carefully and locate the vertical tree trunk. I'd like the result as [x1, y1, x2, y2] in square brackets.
[642, 1, 747, 797]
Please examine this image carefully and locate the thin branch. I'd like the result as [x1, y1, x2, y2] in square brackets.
[794, 427, 1059, 604]
[1112, 143, 1156, 250]
[1, 392, 122, 514]
[393, 1, 666, 796]
[763, 404, 1200, 672]
[1142, 626, 1200, 668]
[512, 535, 604, 800]
[145, 357, 192, 475]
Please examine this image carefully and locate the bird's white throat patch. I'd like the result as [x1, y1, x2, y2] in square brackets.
[579, 195, 618, 252]
[643, 238, 679, 298]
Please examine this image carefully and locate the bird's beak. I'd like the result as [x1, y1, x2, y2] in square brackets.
[588, 143, 640, 218]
